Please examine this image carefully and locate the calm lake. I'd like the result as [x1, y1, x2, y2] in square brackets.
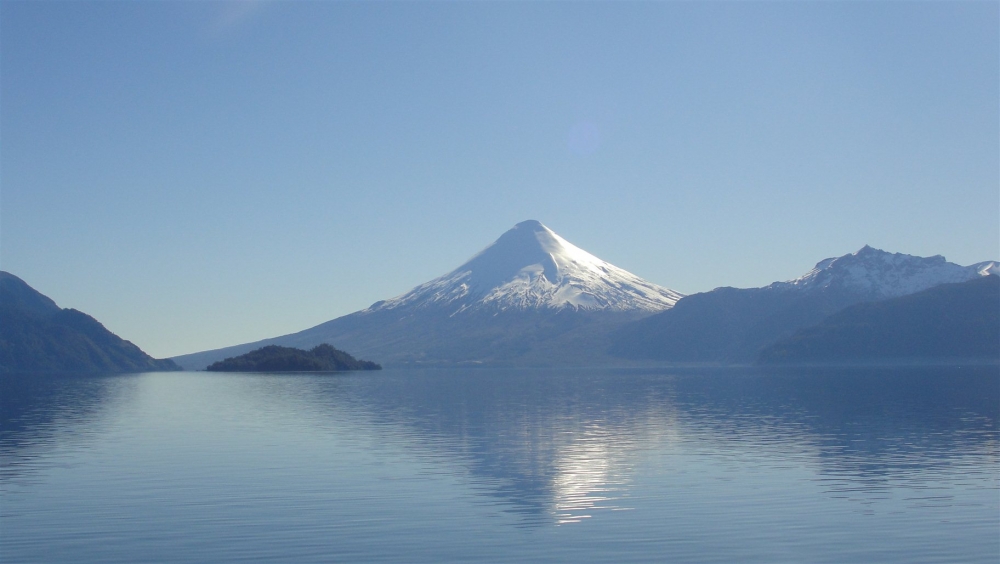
[1, 366, 997, 563]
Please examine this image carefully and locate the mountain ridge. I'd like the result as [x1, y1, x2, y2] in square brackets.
[611, 246, 997, 364]
[759, 275, 1000, 363]
[772, 245, 997, 299]
[0, 272, 180, 374]
[173, 220, 681, 369]
[173, 237, 998, 370]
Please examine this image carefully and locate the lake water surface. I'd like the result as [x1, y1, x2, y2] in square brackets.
[1, 366, 997, 563]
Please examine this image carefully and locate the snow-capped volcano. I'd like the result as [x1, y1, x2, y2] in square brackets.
[366, 220, 682, 315]
[775, 245, 997, 299]
[172, 220, 681, 369]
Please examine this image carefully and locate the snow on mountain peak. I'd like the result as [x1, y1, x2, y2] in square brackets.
[366, 220, 682, 315]
[778, 245, 995, 299]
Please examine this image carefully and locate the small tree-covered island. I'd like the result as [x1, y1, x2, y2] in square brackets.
[205, 344, 381, 372]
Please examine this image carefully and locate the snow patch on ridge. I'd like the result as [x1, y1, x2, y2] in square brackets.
[776, 245, 996, 299]
[973, 261, 999, 277]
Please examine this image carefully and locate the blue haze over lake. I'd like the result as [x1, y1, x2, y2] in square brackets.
[1, 367, 997, 563]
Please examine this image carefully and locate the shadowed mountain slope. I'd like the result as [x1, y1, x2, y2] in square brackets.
[758, 275, 1000, 363]
[0, 272, 179, 374]
[611, 247, 997, 364]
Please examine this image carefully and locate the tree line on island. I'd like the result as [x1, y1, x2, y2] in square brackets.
[206, 344, 381, 372]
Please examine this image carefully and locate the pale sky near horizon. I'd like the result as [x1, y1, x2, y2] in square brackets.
[2, 1, 998, 358]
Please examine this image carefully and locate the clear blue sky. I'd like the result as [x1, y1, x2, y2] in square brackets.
[2, 1, 997, 358]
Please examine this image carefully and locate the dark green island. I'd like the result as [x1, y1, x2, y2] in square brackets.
[205, 344, 381, 372]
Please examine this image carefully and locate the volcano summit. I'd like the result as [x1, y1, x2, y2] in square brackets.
[366, 220, 681, 315]
[173, 221, 682, 369]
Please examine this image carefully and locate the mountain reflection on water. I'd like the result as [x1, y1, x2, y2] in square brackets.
[0, 366, 1000, 562]
[1, 374, 133, 482]
[285, 366, 997, 523]
[317, 369, 681, 524]
[1, 365, 997, 534]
